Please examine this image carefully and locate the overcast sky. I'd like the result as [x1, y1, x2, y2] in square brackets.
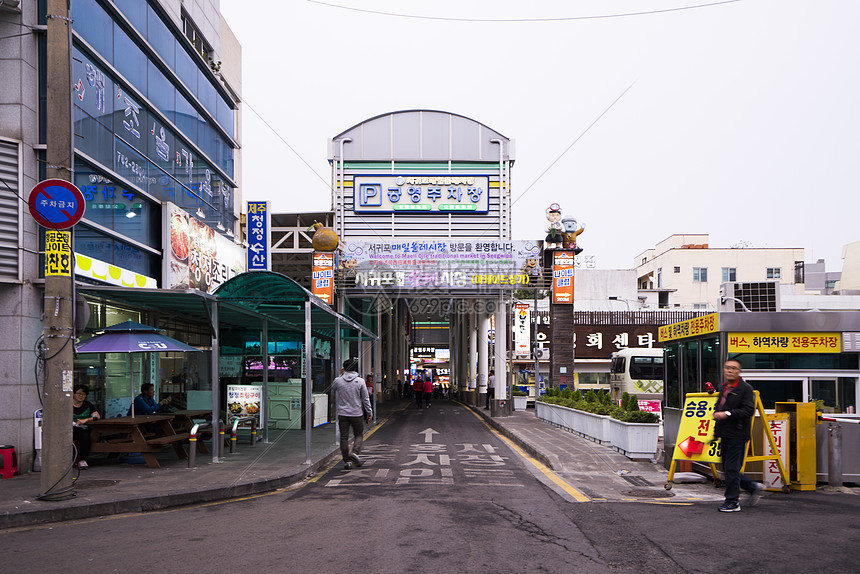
[220, 0, 859, 271]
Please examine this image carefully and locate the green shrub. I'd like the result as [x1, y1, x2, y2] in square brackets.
[621, 392, 630, 411]
[618, 410, 659, 423]
[600, 391, 611, 406]
[512, 388, 527, 396]
[572, 390, 582, 402]
[627, 394, 640, 412]
[561, 387, 572, 399]
[585, 390, 598, 403]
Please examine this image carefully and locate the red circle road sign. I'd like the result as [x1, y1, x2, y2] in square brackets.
[28, 179, 86, 230]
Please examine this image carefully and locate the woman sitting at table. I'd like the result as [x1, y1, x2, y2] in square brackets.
[72, 384, 100, 469]
[128, 382, 172, 416]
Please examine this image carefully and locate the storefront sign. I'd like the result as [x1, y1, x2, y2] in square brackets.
[340, 239, 540, 290]
[45, 231, 72, 276]
[247, 201, 269, 271]
[353, 175, 489, 213]
[526, 312, 661, 360]
[163, 202, 245, 293]
[74, 253, 156, 288]
[671, 393, 721, 463]
[727, 332, 841, 353]
[312, 252, 334, 303]
[226, 384, 262, 427]
[763, 416, 789, 489]
[659, 313, 719, 342]
[552, 251, 575, 304]
[513, 303, 531, 357]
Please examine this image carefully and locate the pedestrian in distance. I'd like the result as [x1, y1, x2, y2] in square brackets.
[397, 379, 403, 398]
[713, 359, 765, 512]
[485, 370, 495, 409]
[332, 358, 373, 470]
[423, 376, 433, 408]
[413, 377, 424, 408]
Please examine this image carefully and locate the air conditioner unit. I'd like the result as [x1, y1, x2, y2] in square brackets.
[534, 348, 550, 360]
[719, 281, 780, 312]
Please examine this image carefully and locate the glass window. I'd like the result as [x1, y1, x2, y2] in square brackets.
[114, 0, 147, 36]
[146, 4, 175, 68]
[747, 379, 803, 409]
[767, 268, 781, 279]
[75, 225, 158, 278]
[73, 48, 114, 130]
[197, 69, 216, 117]
[71, 0, 113, 61]
[147, 61, 175, 124]
[113, 23, 147, 90]
[839, 377, 856, 414]
[693, 267, 708, 283]
[147, 116, 175, 176]
[683, 340, 699, 397]
[665, 343, 681, 408]
[174, 92, 198, 141]
[216, 95, 234, 139]
[198, 118, 218, 163]
[674, 266, 680, 273]
[175, 46, 197, 94]
[722, 267, 737, 282]
[115, 88, 148, 156]
[148, 163, 179, 205]
[114, 137, 149, 192]
[74, 106, 114, 167]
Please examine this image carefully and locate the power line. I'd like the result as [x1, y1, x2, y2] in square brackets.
[306, 0, 744, 23]
[511, 80, 637, 208]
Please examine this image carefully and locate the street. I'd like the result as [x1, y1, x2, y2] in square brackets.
[3, 402, 858, 573]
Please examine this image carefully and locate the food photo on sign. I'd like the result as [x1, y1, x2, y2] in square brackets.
[163, 202, 246, 293]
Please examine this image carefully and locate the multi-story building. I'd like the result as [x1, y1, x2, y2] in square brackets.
[0, 0, 241, 471]
[634, 234, 805, 309]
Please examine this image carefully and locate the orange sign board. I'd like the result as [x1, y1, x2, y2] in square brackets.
[312, 252, 334, 304]
[552, 251, 574, 304]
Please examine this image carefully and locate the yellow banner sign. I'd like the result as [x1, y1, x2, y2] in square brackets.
[728, 332, 841, 353]
[45, 230, 72, 276]
[659, 313, 719, 342]
[671, 393, 722, 463]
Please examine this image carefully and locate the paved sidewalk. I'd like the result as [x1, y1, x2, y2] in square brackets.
[0, 399, 828, 529]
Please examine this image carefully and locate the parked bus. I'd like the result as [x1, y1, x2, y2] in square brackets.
[609, 348, 664, 415]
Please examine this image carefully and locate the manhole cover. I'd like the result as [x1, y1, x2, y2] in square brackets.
[74, 479, 121, 489]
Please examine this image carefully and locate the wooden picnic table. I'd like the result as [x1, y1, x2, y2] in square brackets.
[88, 414, 189, 468]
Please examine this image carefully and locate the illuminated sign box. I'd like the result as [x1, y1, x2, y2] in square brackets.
[353, 175, 489, 213]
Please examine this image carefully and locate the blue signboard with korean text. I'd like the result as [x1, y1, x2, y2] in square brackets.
[247, 201, 269, 271]
[353, 175, 489, 213]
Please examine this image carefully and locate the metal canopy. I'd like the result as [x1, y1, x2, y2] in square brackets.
[77, 271, 377, 341]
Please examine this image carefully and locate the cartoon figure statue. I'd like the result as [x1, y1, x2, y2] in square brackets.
[544, 203, 564, 249]
[522, 256, 542, 278]
[561, 216, 584, 255]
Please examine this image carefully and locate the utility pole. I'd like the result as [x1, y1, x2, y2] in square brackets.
[40, 0, 75, 499]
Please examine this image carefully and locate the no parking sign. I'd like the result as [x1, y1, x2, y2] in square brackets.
[28, 179, 86, 230]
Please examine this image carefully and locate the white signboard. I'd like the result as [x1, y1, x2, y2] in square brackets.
[163, 202, 245, 293]
[340, 239, 542, 290]
[513, 303, 531, 357]
[763, 417, 788, 489]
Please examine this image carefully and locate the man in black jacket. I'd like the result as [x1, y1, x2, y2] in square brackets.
[713, 359, 765, 512]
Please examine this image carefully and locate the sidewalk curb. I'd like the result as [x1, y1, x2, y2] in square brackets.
[1, 447, 343, 530]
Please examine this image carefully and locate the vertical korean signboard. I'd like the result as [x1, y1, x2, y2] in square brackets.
[45, 231, 72, 276]
[513, 303, 531, 357]
[312, 252, 334, 304]
[247, 201, 269, 271]
[552, 251, 575, 304]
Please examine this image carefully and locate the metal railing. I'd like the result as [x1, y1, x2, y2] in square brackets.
[188, 421, 213, 469]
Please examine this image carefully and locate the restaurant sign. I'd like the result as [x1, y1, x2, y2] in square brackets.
[340, 239, 541, 290]
[226, 384, 262, 428]
[353, 175, 489, 213]
[163, 202, 245, 294]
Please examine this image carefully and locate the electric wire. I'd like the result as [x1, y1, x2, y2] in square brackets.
[306, 0, 744, 23]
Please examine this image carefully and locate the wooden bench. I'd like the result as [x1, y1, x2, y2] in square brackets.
[146, 432, 191, 446]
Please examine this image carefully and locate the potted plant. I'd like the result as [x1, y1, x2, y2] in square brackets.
[512, 388, 528, 411]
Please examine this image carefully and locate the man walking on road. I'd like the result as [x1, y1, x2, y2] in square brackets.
[713, 359, 765, 512]
[485, 370, 495, 409]
[332, 358, 373, 470]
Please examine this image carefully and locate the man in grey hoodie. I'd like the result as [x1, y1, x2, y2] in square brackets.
[332, 358, 373, 470]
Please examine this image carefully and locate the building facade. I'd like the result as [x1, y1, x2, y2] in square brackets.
[634, 234, 805, 309]
[0, 0, 241, 470]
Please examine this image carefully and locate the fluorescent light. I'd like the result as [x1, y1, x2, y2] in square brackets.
[125, 210, 137, 219]
[216, 222, 225, 231]
[196, 207, 205, 219]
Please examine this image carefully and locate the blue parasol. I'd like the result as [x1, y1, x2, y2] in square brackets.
[76, 321, 200, 417]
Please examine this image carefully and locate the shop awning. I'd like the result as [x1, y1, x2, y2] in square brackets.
[77, 271, 377, 341]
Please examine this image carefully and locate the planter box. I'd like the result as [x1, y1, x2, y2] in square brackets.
[512, 395, 528, 411]
[535, 402, 611, 445]
[608, 417, 660, 460]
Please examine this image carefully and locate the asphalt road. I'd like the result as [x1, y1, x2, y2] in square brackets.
[4, 402, 858, 573]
